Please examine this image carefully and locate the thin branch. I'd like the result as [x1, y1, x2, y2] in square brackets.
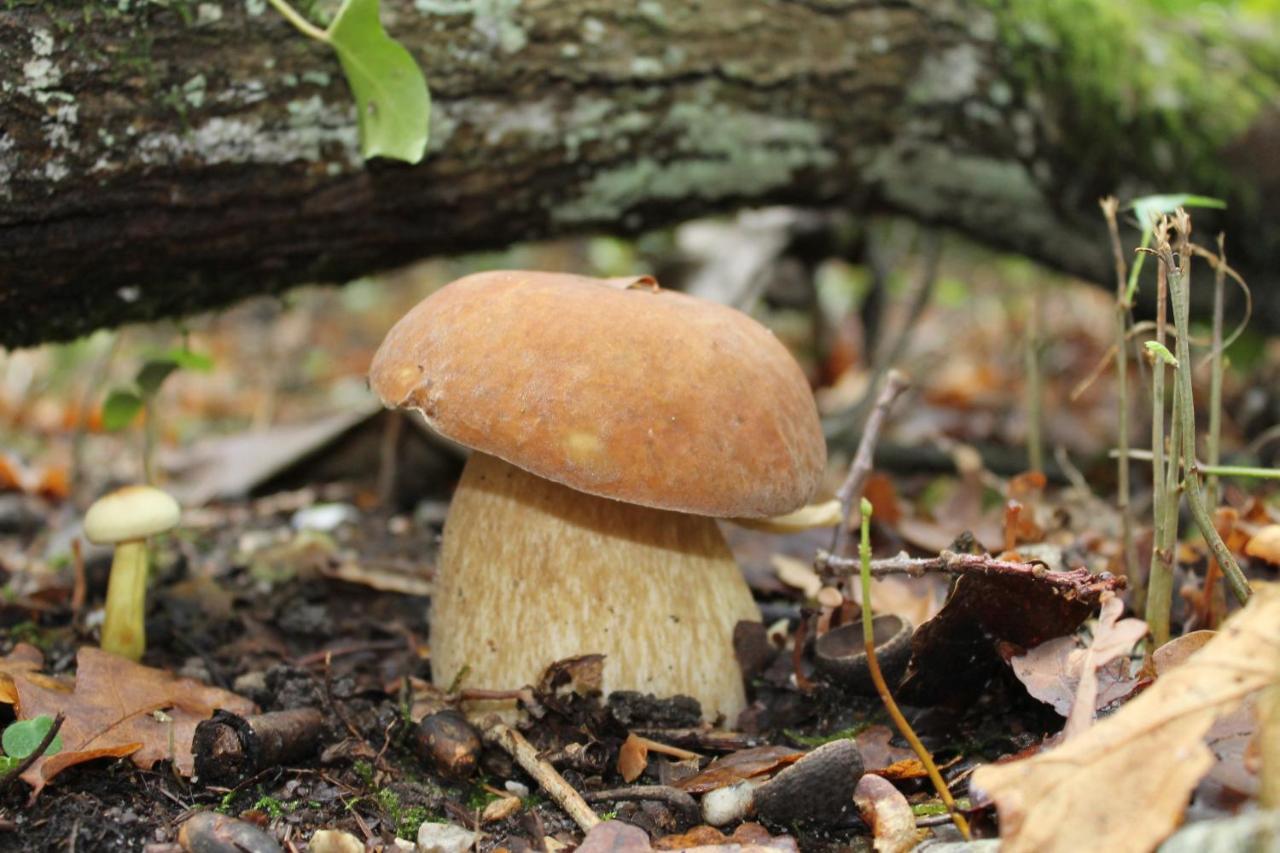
[483, 723, 600, 832]
[582, 786, 700, 823]
[1153, 219, 1251, 605]
[817, 550, 1125, 600]
[1101, 197, 1138, 584]
[830, 370, 909, 562]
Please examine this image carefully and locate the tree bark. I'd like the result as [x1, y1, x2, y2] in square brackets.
[1, 0, 1277, 347]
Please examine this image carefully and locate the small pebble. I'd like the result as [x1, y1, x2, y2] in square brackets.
[416, 822, 479, 853]
[291, 503, 359, 532]
[308, 829, 364, 853]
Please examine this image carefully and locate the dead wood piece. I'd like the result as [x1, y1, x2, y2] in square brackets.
[483, 722, 601, 833]
[583, 785, 701, 824]
[192, 708, 325, 786]
[830, 371, 910, 561]
[819, 550, 1125, 601]
[177, 811, 282, 853]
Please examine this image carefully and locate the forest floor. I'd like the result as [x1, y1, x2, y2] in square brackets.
[1, 224, 1277, 851]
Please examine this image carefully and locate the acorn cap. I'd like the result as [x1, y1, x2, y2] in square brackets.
[369, 271, 826, 518]
[84, 485, 181, 544]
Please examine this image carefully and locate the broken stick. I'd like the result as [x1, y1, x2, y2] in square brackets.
[483, 722, 601, 832]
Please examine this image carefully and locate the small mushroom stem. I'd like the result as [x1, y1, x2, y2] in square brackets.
[101, 538, 149, 660]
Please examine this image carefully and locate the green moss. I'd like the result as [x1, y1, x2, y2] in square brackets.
[982, 0, 1280, 187]
[555, 94, 834, 225]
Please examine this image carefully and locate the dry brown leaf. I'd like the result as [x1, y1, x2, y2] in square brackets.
[0, 643, 59, 705]
[1061, 594, 1146, 737]
[13, 646, 256, 795]
[853, 773, 919, 853]
[619, 733, 650, 783]
[854, 725, 916, 773]
[1152, 630, 1216, 674]
[863, 473, 902, 526]
[674, 746, 802, 794]
[972, 583, 1280, 853]
[1155, 631, 1260, 803]
[1244, 525, 1280, 564]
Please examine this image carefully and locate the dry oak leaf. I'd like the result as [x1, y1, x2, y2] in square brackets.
[971, 582, 1280, 853]
[13, 646, 255, 795]
[0, 643, 68, 705]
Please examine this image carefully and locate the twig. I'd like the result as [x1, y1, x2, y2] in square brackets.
[1147, 223, 1174, 641]
[582, 786, 700, 823]
[830, 370, 909, 562]
[817, 550, 1124, 600]
[1152, 217, 1251, 605]
[1206, 233, 1227, 508]
[1101, 197, 1139, 584]
[0, 712, 65, 793]
[1109, 449, 1280, 479]
[483, 723, 600, 832]
[856, 501, 970, 839]
[1024, 278, 1044, 473]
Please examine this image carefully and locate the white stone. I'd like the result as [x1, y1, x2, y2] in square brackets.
[309, 829, 364, 853]
[416, 822, 480, 853]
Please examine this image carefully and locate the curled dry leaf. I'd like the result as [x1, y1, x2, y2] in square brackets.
[853, 774, 918, 853]
[13, 646, 255, 795]
[972, 583, 1280, 853]
[619, 732, 650, 783]
[1009, 594, 1146, 737]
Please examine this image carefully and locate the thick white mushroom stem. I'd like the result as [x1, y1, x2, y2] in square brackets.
[434, 453, 760, 723]
[101, 539, 148, 660]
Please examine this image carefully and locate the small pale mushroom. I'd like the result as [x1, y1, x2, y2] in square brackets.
[370, 271, 826, 722]
[83, 484, 180, 660]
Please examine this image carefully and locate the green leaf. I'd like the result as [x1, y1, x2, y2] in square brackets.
[326, 0, 431, 163]
[136, 359, 180, 396]
[102, 389, 145, 430]
[1145, 340, 1180, 367]
[2, 716, 63, 760]
[1129, 194, 1226, 229]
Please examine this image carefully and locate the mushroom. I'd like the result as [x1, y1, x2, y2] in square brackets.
[83, 484, 181, 660]
[369, 271, 825, 722]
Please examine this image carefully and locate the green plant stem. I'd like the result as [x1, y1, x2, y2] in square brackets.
[1101, 198, 1138, 584]
[857, 499, 970, 840]
[1197, 464, 1280, 480]
[1206, 234, 1226, 507]
[1024, 281, 1044, 473]
[101, 539, 148, 660]
[1161, 234, 1251, 606]
[1147, 379, 1182, 647]
[264, 0, 329, 42]
[1147, 250, 1172, 638]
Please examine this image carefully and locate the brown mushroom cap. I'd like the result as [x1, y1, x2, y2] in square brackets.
[369, 270, 825, 518]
